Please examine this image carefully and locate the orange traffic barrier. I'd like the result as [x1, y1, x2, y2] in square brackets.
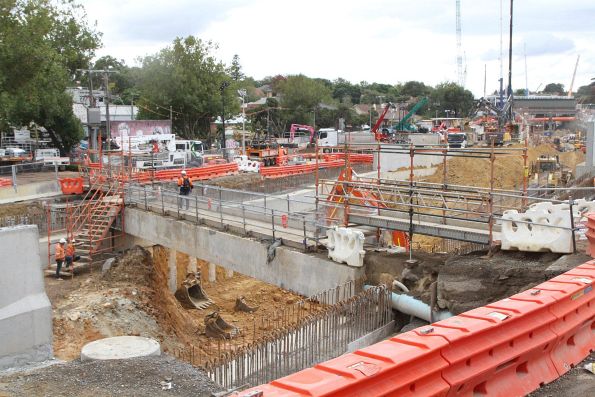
[585, 213, 595, 257]
[260, 160, 344, 179]
[0, 177, 12, 188]
[132, 163, 239, 184]
[59, 177, 84, 195]
[263, 331, 450, 397]
[543, 265, 595, 376]
[240, 261, 595, 397]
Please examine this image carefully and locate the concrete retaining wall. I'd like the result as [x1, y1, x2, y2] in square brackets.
[123, 208, 364, 296]
[0, 180, 62, 205]
[374, 144, 443, 172]
[0, 225, 52, 370]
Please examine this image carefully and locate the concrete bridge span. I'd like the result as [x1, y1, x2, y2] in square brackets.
[122, 207, 364, 297]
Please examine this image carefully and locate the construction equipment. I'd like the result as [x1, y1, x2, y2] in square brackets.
[568, 55, 580, 98]
[234, 296, 258, 313]
[530, 155, 572, 187]
[204, 311, 240, 339]
[174, 272, 213, 310]
[393, 97, 428, 132]
[371, 102, 395, 141]
[246, 135, 280, 166]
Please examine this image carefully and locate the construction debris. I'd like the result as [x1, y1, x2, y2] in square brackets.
[204, 311, 240, 339]
[174, 272, 212, 310]
[234, 296, 257, 313]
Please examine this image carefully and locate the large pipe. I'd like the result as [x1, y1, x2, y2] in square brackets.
[365, 285, 453, 323]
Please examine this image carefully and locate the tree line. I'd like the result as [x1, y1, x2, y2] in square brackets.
[2, 1, 592, 152]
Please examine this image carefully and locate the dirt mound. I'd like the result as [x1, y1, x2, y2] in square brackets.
[0, 202, 44, 217]
[422, 144, 558, 189]
[102, 245, 153, 285]
[437, 250, 590, 314]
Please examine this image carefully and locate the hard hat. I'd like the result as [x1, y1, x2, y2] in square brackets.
[71, 239, 76, 243]
[181, 170, 187, 175]
[59, 238, 66, 244]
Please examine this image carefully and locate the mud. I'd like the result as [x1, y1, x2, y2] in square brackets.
[437, 249, 591, 314]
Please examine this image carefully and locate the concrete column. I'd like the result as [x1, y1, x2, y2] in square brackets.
[188, 257, 197, 273]
[168, 248, 177, 293]
[226, 268, 234, 279]
[208, 263, 216, 282]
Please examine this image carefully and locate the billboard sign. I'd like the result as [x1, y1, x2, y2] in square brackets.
[110, 120, 172, 139]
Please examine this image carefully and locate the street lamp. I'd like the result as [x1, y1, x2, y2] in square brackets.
[220, 81, 230, 151]
[237, 89, 247, 154]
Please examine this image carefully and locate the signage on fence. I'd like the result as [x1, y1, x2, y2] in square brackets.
[110, 120, 172, 138]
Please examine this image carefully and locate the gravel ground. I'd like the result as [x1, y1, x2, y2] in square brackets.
[529, 352, 595, 397]
[0, 356, 223, 397]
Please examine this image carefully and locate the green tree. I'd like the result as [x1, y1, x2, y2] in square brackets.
[276, 74, 333, 110]
[429, 82, 475, 118]
[543, 83, 565, 95]
[0, 0, 101, 153]
[576, 82, 595, 103]
[136, 36, 238, 139]
[514, 88, 527, 96]
[228, 54, 244, 81]
[332, 78, 361, 104]
[400, 81, 432, 98]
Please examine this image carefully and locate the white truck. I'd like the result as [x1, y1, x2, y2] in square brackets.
[34, 148, 70, 166]
[317, 129, 377, 152]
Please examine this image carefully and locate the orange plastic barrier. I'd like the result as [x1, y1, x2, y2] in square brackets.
[322, 153, 373, 164]
[544, 264, 595, 375]
[0, 177, 12, 188]
[260, 160, 344, 179]
[585, 213, 595, 258]
[133, 163, 239, 184]
[59, 177, 84, 195]
[239, 261, 595, 397]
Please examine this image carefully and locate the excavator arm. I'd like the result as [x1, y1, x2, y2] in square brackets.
[395, 97, 428, 131]
[371, 103, 394, 141]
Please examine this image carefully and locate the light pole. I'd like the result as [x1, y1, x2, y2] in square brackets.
[220, 81, 229, 151]
[237, 89, 247, 154]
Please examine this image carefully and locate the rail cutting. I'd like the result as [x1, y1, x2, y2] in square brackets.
[239, 261, 595, 397]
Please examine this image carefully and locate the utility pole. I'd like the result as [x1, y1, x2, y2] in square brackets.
[220, 81, 229, 150]
[507, 0, 514, 122]
[169, 106, 173, 121]
[237, 89, 247, 153]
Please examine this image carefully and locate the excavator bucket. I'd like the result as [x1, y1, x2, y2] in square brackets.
[204, 311, 240, 339]
[234, 296, 258, 313]
[174, 272, 212, 310]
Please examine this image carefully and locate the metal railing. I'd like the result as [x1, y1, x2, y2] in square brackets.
[125, 182, 326, 249]
[0, 211, 67, 235]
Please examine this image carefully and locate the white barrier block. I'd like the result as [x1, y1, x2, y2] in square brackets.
[326, 226, 365, 267]
[500, 206, 573, 253]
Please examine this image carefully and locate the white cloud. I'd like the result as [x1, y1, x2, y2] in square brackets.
[81, 0, 595, 97]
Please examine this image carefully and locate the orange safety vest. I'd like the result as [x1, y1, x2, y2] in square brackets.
[55, 244, 66, 260]
[66, 244, 75, 257]
[177, 176, 193, 188]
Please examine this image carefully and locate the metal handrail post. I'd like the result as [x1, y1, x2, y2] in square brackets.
[271, 209, 276, 239]
[144, 185, 148, 210]
[195, 195, 199, 222]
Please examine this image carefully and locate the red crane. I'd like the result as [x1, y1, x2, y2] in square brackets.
[371, 103, 395, 141]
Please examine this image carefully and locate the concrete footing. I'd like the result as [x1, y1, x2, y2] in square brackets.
[80, 336, 161, 361]
[0, 225, 53, 370]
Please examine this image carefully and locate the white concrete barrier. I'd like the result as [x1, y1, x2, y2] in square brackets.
[500, 201, 584, 253]
[0, 225, 52, 370]
[235, 156, 260, 173]
[326, 227, 366, 267]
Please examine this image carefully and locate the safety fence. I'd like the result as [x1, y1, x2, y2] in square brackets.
[125, 182, 323, 250]
[239, 261, 595, 396]
[0, 211, 67, 235]
[171, 282, 392, 390]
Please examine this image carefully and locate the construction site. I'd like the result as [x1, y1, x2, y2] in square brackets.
[1, 0, 595, 395]
[0, 120, 594, 396]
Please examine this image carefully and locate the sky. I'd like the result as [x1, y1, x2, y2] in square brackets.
[82, 0, 595, 98]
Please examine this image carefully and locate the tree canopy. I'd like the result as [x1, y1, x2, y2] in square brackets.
[0, 0, 101, 153]
[136, 36, 238, 139]
[542, 83, 565, 95]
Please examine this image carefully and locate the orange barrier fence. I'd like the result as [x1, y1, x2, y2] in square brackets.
[239, 261, 595, 397]
[322, 153, 374, 164]
[585, 213, 595, 258]
[135, 162, 239, 183]
[0, 177, 12, 188]
[259, 160, 345, 179]
[58, 177, 84, 195]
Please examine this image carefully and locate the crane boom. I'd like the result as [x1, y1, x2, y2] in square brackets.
[395, 97, 428, 131]
[371, 103, 394, 141]
[568, 55, 580, 98]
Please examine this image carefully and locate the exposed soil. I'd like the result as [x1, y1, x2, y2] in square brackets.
[0, 202, 44, 218]
[0, 356, 222, 397]
[47, 245, 312, 364]
[422, 144, 583, 189]
[437, 249, 591, 314]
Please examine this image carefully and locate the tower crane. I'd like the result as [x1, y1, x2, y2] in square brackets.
[568, 55, 580, 98]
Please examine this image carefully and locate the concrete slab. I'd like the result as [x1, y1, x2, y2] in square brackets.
[0, 180, 62, 205]
[80, 336, 161, 361]
[0, 225, 52, 370]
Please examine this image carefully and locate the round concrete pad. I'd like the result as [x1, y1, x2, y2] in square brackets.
[81, 336, 161, 362]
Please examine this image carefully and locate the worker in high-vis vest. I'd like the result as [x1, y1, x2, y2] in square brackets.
[177, 170, 193, 210]
[55, 238, 66, 280]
